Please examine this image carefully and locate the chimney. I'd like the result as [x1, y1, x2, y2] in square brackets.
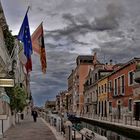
[110, 59, 113, 65]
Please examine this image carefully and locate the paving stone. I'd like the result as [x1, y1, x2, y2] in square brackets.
[3, 115, 57, 140]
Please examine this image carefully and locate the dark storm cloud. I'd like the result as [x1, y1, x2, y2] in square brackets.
[62, 13, 77, 26]
[93, 35, 140, 63]
[61, 2, 123, 32]
[42, 2, 124, 53]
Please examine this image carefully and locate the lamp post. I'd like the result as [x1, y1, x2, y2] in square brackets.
[8, 59, 17, 78]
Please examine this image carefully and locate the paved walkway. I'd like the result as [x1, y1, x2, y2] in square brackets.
[3, 115, 57, 140]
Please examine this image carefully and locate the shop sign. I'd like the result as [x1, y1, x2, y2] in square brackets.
[0, 79, 14, 87]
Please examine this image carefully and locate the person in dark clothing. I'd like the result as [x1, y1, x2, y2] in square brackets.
[31, 110, 38, 122]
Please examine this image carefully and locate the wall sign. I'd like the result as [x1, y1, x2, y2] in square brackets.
[0, 79, 14, 87]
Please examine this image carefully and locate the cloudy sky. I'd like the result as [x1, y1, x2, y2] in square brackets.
[1, 0, 140, 106]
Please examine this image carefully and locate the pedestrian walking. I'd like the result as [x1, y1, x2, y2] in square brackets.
[31, 109, 38, 122]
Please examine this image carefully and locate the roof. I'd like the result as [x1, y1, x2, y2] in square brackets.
[60, 90, 68, 95]
[98, 58, 140, 81]
[77, 55, 93, 60]
[104, 65, 114, 71]
[67, 69, 74, 79]
[76, 55, 93, 65]
[76, 55, 100, 65]
[109, 57, 140, 76]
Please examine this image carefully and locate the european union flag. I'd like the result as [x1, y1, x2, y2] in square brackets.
[18, 13, 32, 72]
[18, 13, 32, 59]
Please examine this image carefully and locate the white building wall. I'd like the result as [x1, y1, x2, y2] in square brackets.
[0, 14, 14, 137]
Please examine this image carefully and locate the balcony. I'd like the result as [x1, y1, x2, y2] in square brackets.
[135, 70, 140, 83]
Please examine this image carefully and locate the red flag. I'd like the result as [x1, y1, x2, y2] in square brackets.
[25, 58, 32, 73]
[32, 23, 47, 73]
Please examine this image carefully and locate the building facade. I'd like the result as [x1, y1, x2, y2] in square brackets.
[59, 90, 68, 115]
[0, 2, 14, 134]
[97, 76, 108, 117]
[73, 55, 94, 115]
[108, 58, 140, 119]
[56, 95, 60, 113]
[67, 70, 74, 114]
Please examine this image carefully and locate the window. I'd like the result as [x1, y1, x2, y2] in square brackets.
[95, 73, 98, 81]
[128, 71, 134, 85]
[86, 106, 89, 112]
[128, 99, 132, 112]
[102, 85, 104, 93]
[105, 84, 107, 92]
[117, 77, 120, 95]
[99, 86, 101, 94]
[90, 78, 92, 85]
[108, 81, 112, 92]
[114, 79, 118, 96]
[98, 101, 100, 114]
[109, 102, 112, 113]
[96, 89, 98, 96]
[120, 75, 125, 95]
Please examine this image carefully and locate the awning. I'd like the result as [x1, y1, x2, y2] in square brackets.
[0, 93, 10, 104]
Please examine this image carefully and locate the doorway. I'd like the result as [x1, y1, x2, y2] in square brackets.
[134, 102, 140, 120]
[104, 101, 107, 117]
[117, 101, 121, 119]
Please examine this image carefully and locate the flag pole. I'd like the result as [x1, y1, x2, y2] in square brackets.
[26, 6, 30, 14]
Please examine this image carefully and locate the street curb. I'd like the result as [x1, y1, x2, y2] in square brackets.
[41, 118, 65, 140]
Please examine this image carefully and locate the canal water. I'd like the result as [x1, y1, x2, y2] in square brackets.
[75, 122, 139, 140]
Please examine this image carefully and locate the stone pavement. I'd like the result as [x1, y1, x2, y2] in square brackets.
[3, 115, 57, 140]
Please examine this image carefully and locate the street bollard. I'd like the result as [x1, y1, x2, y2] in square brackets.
[73, 129, 76, 140]
[56, 117, 61, 132]
[65, 121, 72, 140]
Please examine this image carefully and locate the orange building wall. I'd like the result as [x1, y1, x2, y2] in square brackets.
[78, 64, 92, 113]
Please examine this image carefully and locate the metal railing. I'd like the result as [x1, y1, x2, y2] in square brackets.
[80, 113, 140, 127]
[41, 112, 110, 140]
[72, 127, 94, 140]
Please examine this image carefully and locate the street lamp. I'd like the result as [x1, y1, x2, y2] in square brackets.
[8, 59, 17, 77]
